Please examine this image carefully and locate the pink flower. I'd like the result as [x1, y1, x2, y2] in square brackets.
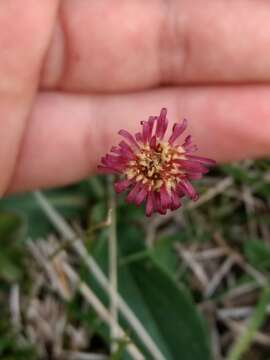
[98, 108, 215, 216]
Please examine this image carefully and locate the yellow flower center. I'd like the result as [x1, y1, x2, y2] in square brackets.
[125, 142, 186, 191]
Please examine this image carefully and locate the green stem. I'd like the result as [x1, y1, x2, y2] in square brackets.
[227, 286, 270, 360]
[108, 176, 118, 353]
[34, 190, 165, 360]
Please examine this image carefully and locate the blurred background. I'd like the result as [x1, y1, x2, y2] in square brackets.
[0, 159, 270, 360]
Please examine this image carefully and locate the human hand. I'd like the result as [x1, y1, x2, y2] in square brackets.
[2, 0, 270, 196]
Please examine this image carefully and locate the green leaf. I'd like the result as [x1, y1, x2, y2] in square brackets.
[149, 235, 178, 276]
[244, 240, 270, 272]
[0, 212, 26, 241]
[0, 317, 36, 359]
[0, 188, 87, 238]
[86, 225, 211, 360]
[221, 164, 258, 185]
[227, 287, 270, 360]
[0, 212, 26, 281]
[119, 258, 211, 360]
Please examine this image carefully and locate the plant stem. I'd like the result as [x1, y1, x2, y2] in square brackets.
[34, 191, 166, 360]
[227, 287, 270, 360]
[108, 176, 118, 353]
[27, 240, 144, 360]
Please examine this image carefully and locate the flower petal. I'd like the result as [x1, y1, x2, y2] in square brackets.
[160, 186, 171, 209]
[177, 178, 198, 201]
[174, 159, 208, 174]
[142, 121, 150, 144]
[118, 129, 140, 149]
[101, 155, 127, 170]
[135, 132, 143, 143]
[185, 154, 216, 166]
[97, 165, 121, 174]
[182, 135, 198, 152]
[149, 135, 157, 150]
[114, 179, 131, 193]
[168, 119, 187, 144]
[126, 182, 142, 203]
[170, 189, 181, 210]
[146, 192, 154, 217]
[135, 186, 148, 206]
[156, 108, 168, 139]
[119, 141, 136, 159]
[154, 191, 167, 215]
[147, 116, 156, 141]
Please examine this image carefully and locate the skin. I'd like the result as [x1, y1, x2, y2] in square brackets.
[1, 0, 270, 196]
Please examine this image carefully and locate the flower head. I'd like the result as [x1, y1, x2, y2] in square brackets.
[98, 108, 215, 216]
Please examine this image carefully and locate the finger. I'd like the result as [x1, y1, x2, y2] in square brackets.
[42, 0, 270, 92]
[8, 85, 270, 193]
[0, 0, 59, 195]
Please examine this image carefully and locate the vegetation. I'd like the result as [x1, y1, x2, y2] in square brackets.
[0, 159, 270, 360]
